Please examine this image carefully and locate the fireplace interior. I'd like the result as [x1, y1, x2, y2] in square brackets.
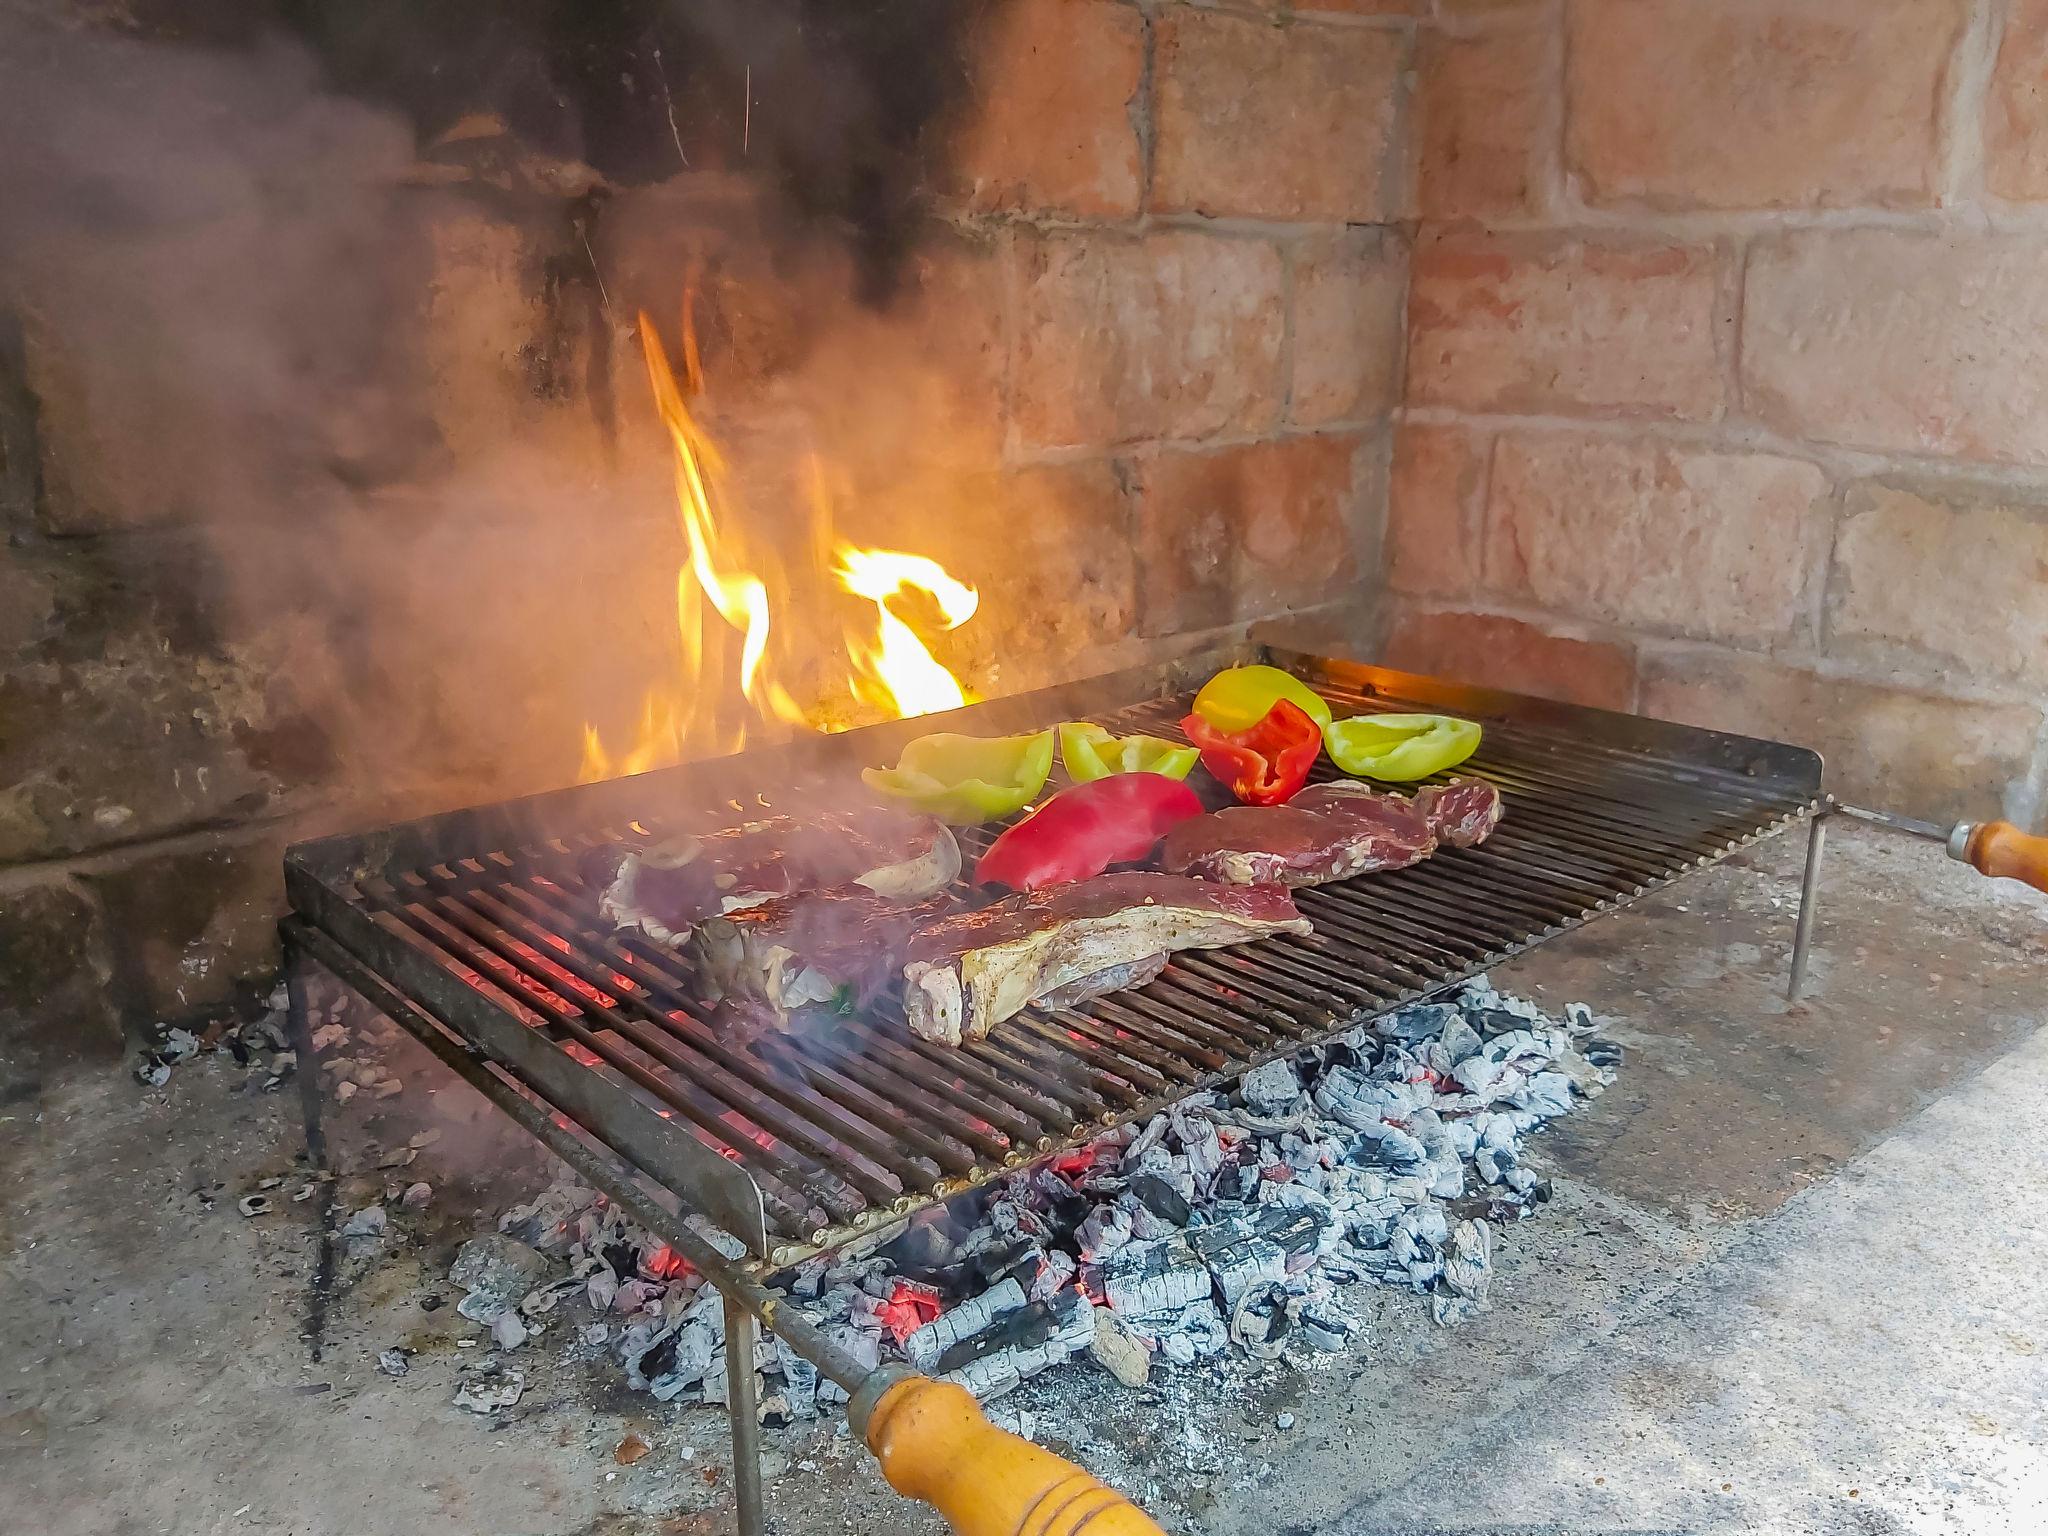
[5, 2, 2048, 1534]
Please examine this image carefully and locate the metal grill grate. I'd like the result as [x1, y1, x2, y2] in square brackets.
[286, 645, 1820, 1269]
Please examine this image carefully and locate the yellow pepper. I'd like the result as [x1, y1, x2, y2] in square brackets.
[862, 729, 1057, 824]
[1323, 713, 1482, 782]
[1191, 665, 1334, 735]
[1058, 722, 1200, 784]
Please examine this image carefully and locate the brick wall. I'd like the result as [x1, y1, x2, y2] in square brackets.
[1384, 0, 2048, 828]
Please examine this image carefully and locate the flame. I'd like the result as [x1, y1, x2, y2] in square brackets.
[578, 304, 977, 782]
[834, 546, 979, 717]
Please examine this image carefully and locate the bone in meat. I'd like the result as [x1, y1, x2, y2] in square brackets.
[584, 806, 959, 944]
[1160, 782, 1438, 887]
[1411, 777, 1504, 849]
[692, 887, 958, 1029]
[899, 872, 1310, 1046]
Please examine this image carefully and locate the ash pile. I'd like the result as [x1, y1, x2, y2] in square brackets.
[460, 975, 1618, 1416]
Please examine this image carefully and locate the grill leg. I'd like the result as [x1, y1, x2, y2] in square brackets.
[1787, 812, 1829, 1003]
[723, 1290, 766, 1536]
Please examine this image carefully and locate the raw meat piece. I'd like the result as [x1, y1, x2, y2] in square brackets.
[1162, 783, 1437, 887]
[1411, 777, 1504, 848]
[583, 807, 959, 944]
[899, 873, 1310, 1046]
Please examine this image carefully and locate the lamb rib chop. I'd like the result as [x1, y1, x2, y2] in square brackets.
[899, 872, 1310, 1046]
[581, 806, 960, 945]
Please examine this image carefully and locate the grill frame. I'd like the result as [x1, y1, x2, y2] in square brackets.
[285, 639, 1821, 1270]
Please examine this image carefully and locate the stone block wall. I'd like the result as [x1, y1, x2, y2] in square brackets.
[1385, 0, 2048, 828]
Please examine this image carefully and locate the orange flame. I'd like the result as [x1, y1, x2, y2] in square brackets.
[578, 305, 977, 782]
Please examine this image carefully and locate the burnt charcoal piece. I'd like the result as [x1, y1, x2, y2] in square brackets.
[1130, 1173, 1191, 1227]
[1584, 1038, 1625, 1068]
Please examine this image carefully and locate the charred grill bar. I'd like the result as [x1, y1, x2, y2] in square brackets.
[282, 642, 1822, 1269]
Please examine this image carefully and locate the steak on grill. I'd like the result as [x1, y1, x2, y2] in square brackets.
[1411, 777, 1505, 848]
[1161, 781, 1438, 886]
[899, 872, 1310, 1046]
[692, 887, 956, 1030]
[583, 807, 960, 945]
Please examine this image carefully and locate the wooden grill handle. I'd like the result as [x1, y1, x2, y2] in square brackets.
[863, 1374, 1166, 1536]
[1963, 822, 2048, 894]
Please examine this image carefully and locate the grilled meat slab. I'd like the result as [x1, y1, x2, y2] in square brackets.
[1162, 781, 1439, 886]
[583, 807, 960, 944]
[899, 873, 1310, 1046]
[1412, 777, 1504, 848]
[693, 888, 957, 1030]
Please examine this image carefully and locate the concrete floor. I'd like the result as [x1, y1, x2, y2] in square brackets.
[3, 821, 2045, 1536]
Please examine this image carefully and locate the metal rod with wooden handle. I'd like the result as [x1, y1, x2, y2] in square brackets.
[1834, 805, 2048, 894]
[853, 1366, 1166, 1536]
[283, 920, 1165, 1536]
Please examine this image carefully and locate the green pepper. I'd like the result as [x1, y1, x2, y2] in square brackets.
[862, 728, 1057, 824]
[1058, 722, 1200, 784]
[1191, 665, 1334, 735]
[1323, 713, 1482, 782]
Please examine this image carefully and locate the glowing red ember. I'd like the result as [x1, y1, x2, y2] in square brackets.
[878, 1279, 942, 1345]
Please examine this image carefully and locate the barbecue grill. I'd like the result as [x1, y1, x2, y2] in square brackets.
[280, 639, 1824, 1535]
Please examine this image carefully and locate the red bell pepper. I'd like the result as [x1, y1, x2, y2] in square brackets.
[975, 773, 1205, 890]
[1182, 698, 1322, 806]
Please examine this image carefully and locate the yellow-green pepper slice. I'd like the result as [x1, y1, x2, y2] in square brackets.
[1058, 722, 1200, 784]
[862, 728, 1057, 823]
[1323, 713, 1482, 782]
[1191, 665, 1334, 735]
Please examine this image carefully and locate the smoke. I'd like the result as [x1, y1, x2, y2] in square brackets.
[0, 2, 1020, 817]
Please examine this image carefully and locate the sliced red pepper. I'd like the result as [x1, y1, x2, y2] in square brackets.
[1182, 698, 1322, 806]
[975, 773, 1206, 890]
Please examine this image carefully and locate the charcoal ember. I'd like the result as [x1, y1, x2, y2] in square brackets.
[937, 1288, 1095, 1401]
[451, 1234, 551, 1323]
[1087, 1303, 1152, 1388]
[1506, 1070, 1577, 1119]
[1564, 1001, 1596, 1034]
[1410, 1110, 1467, 1200]
[1583, 1037, 1624, 1068]
[1228, 1281, 1293, 1360]
[1251, 1200, 1338, 1265]
[1425, 1015, 1483, 1075]
[1346, 1119, 1428, 1170]
[1239, 1056, 1302, 1117]
[1129, 1173, 1191, 1227]
[1343, 1195, 1409, 1250]
[1178, 1117, 1226, 1196]
[1314, 1066, 1428, 1134]
[1188, 1222, 1287, 1314]
[905, 1276, 1027, 1372]
[1101, 1236, 1209, 1318]
[499, 1182, 598, 1252]
[879, 1218, 960, 1278]
[1027, 1248, 1077, 1303]
[775, 1337, 819, 1419]
[1292, 1285, 1360, 1353]
[1431, 1218, 1493, 1327]
[1379, 1002, 1460, 1045]
[1077, 1202, 1134, 1261]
